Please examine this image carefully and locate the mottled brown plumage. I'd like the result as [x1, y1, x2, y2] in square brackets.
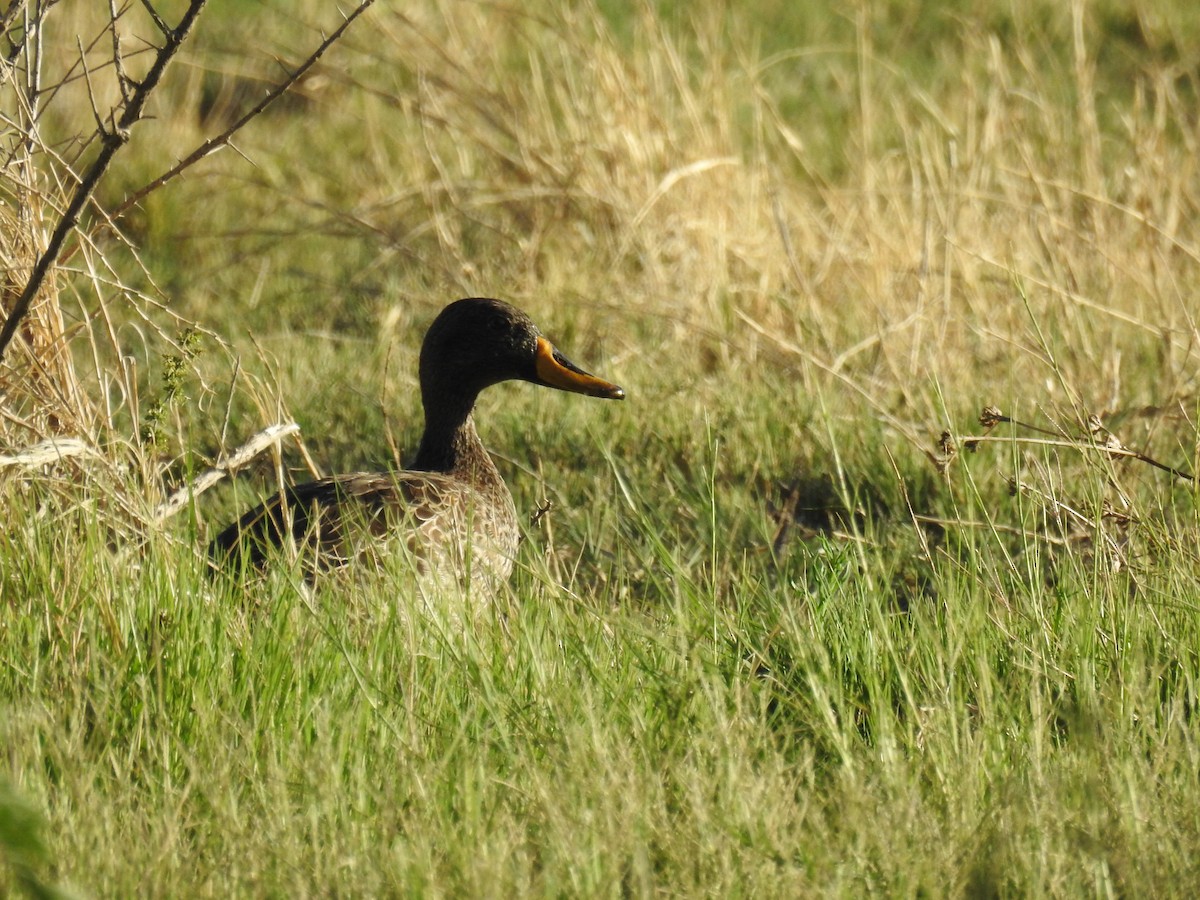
[209, 298, 624, 592]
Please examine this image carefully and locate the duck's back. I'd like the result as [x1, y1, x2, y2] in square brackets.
[209, 469, 519, 590]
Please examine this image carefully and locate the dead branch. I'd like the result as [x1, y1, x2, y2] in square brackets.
[0, 0, 211, 364]
[112, 0, 377, 220]
[0, 436, 94, 469]
[153, 421, 300, 522]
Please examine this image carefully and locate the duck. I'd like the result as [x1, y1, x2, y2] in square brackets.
[208, 297, 624, 591]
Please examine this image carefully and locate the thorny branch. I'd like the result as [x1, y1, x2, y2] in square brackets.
[0, 0, 211, 363]
[112, 0, 377, 219]
[0, 0, 376, 365]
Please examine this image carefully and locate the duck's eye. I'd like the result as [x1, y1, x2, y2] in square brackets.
[487, 317, 509, 334]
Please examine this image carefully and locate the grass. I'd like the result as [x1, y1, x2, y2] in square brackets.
[4, 0, 1200, 895]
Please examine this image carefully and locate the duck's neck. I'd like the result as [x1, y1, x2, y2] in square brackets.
[411, 392, 500, 486]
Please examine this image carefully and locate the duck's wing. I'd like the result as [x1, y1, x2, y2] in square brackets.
[208, 470, 468, 572]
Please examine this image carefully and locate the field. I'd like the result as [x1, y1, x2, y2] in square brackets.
[3, 0, 1200, 895]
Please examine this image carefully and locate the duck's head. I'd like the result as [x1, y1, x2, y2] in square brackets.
[419, 298, 625, 404]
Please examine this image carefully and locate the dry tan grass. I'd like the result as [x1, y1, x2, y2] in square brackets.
[0, 194, 90, 437]
[280, 2, 1200, 468]
[5, 1, 1200, 518]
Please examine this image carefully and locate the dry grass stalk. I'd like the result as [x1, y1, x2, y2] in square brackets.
[0, 197, 90, 437]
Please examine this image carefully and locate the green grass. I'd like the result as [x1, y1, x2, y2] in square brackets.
[5, 439, 1199, 895]
[4, 0, 1200, 896]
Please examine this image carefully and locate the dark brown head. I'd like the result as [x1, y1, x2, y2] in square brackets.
[419, 298, 625, 405]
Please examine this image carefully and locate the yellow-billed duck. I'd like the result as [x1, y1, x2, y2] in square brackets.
[209, 297, 624, 590]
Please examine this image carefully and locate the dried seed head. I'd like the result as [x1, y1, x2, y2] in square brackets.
[1087, 414, 1125, 452]
[928, 430, 958, 474]
[979, 406, 1004, 429]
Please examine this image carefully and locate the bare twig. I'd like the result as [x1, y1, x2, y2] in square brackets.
[0, 0, 211, 364]
[137, 0, 172, 39]
[23, 2, 42, 115]
[959, 431, 1196, 480]
[154, 421, 300, 522]
[112, 0, 377, 219]
[1, 1, 28, 36]
[972, 405, 1197, 483]
[977, 405, 1062, 439]
[76, 36, 109, 135]
[109, 0, 134, 106]
[529, 498, 553, 527]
